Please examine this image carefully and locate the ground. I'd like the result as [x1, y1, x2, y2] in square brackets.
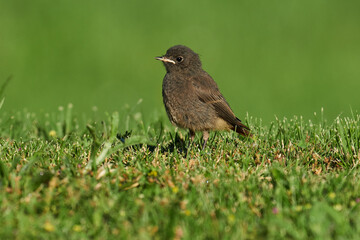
[0, 107, 359, 239]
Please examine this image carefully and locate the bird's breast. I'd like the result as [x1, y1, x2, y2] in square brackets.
[162, 74, 193, 127]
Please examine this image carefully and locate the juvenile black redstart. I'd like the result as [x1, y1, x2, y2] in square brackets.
[156, 45, 251, 148]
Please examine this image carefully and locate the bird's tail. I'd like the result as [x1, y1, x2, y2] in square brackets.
[233, 118, 252, 137]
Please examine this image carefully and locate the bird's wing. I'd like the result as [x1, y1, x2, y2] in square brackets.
[190, 72, 239, 126]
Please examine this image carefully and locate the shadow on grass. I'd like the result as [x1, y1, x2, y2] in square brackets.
[116, 129, 191, 156]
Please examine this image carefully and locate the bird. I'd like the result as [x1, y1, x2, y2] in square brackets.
[155, 45, 251, 149]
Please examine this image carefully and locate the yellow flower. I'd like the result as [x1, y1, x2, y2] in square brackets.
[328, 192, 336, 199]
[304, 203, 312, 209]
[148, 170, 158, 177]
[120, 210, 126, 217]
[295, 205, 303, 212]
[227, 214, 235, 224]
[334, 204, 343, 211]
[172, 186, 179, 193]
[49, 130, 57, 137]
[43, 222, 55, 232]
[73, 225, 82, 232]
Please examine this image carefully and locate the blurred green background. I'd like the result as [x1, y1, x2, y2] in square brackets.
[1, 0, 359, 123]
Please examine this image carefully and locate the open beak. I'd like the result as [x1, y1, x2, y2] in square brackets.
[155, 56, 176, 64]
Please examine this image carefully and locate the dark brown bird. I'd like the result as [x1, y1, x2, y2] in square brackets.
[156, 45, 251, 148]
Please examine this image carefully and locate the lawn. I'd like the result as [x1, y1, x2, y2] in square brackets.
[1, 105, 359, 239]
[1, 1, 360, 239]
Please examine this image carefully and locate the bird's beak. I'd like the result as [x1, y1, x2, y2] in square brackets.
[155, 56, 176, 64]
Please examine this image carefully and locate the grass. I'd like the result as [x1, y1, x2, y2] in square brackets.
[0, 105, 360, 239]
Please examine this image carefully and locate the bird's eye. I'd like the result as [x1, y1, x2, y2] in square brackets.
[176, 56, 183, 62]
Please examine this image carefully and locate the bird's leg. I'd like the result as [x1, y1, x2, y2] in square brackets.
[189, 129, 195, 142]
[187, 129, 196, 149]
[202, 131, 209, 150]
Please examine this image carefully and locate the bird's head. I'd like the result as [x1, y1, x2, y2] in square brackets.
[155, 45, 202, 73]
